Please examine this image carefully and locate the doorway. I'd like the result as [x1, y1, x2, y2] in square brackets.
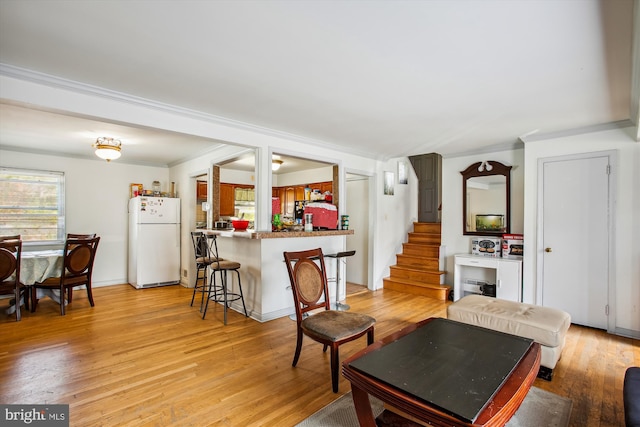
[537, 151, 614, 330]
[346, 172, 371, 292]
[193, 173, 208, 230]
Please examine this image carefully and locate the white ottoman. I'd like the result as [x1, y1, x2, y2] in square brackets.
[447, 295, 571, 380]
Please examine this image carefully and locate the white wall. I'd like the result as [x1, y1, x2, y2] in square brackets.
[0, 148, 168, 287]
[522, 125, 640, 336]
[371, 157, 418, 290]
[346, 176, 369, 286]
[273, 166, 334, 187]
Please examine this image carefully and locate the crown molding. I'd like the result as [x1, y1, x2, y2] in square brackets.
[519, 120, 635, 143]
[0, 63, 382, 161]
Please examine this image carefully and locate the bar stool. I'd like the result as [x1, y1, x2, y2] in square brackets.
[190, 231, 221, 313]
[203, 234, 248, 325]
[324, 250, 356, 311]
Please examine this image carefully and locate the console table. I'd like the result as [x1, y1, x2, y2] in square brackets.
[453, 254, 522, 302]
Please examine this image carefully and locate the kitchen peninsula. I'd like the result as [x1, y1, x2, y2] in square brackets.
[204, 228, 354, 322]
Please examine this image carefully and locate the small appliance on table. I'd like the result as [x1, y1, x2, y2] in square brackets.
[128, 196, 181, 289]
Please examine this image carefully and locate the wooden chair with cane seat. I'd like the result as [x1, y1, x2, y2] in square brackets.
[0, 238, 25, 321]
[31, 236, 100, 315]
[283, 248, 375, 393]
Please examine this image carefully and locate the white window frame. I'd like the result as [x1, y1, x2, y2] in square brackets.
[0, 167, 66, 244]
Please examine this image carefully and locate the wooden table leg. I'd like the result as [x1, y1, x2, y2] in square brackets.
[351, 384, 377, 427]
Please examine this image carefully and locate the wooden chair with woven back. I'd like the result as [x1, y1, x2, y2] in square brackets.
[67, 233, 97, 239]
[283, 248, 375, 393]
[31, 236, 100, 315]
[0, 237, 24, 321]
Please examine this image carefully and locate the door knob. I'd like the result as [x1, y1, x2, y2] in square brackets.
[545, 247, 552, 252]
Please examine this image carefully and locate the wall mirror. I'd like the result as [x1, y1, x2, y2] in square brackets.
[461, 161, 512, 236]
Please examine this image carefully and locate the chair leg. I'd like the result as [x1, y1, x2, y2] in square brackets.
[60, 287, 66, 316]
[14, 287, 21, 321]
[234, 269, 248, 317]
[202, 269, 215, 320]
[292, 329, 304, 367]
[330, 344, 340, 393]
[323, 344, 328, 353]
[86, 284, 95, 307]
[22, 288, 29, 311]
[222, 270, 228, 325]
[68, 287, 73, 303]
[367, 328, 374, 345]
[30, 287, 37, 312]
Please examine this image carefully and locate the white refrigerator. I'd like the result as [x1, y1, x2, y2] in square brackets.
[128, 196, 181, 289]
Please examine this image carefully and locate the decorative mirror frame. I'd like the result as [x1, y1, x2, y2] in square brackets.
[461, 161, 512, 236]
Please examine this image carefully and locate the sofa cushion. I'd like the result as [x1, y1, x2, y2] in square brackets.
[624, 367, 640, 427]
[447, 295, 571, 348]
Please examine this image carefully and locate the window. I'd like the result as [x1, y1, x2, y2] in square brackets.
[0, 168, 65, 242]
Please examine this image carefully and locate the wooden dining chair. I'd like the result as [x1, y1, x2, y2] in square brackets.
[0, 235, 22, 242]
[283, 248, 375, 393]
[31, 236, 100, 315]
[0, 238, 24, 321]
[67, 233, 97, 239]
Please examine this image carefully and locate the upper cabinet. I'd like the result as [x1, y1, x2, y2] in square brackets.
[197, 181, 207, 201]
[461, 161, 511, 237]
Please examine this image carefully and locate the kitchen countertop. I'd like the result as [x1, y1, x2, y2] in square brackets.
[203, 229, 354, 239]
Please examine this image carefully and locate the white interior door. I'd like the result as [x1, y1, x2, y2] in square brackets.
[539, 153, 612, 329]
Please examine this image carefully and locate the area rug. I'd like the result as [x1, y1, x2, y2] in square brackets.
[295, 386, 572, 427]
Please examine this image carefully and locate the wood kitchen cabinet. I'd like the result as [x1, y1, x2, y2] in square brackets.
[197, 181, 207, 200]
[220, 183, 235, 217]
[320, 181, 333, 193]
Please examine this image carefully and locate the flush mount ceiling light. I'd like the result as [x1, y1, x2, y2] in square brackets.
[93, 137, 122, 162]
[272, 159, 283, 171]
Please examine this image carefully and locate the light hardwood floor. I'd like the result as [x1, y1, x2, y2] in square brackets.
[1, 284, 637, 426]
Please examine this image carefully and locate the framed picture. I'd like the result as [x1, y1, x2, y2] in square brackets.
[398, 160, 408, 184]
[384, 171, 395, 195]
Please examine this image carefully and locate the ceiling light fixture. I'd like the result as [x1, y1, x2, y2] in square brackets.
[272, 159, 283, 171]
[93, 137, 122, 162]
[477, 160, 493, 172]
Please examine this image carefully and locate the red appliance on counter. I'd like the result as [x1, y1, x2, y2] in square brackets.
[304, 202, 338, 230]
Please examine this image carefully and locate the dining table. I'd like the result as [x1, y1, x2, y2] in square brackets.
[6, 249, 65, 315]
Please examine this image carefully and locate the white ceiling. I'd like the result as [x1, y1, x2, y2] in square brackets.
[0, 0, 637, 168]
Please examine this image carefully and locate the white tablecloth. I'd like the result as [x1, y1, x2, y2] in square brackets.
[6, 250, 65, 314]
[20, 250, 64, 286]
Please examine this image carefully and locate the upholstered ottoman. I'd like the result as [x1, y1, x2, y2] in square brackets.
[447, 295, 571, 380]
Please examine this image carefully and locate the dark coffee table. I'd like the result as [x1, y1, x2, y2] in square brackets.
[342, 318, 541, 427]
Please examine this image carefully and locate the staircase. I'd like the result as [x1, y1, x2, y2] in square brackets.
[383, 222, 450, 300]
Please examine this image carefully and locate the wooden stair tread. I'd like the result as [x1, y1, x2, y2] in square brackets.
[383, 277, 450, 289]
[389, 265, 446, 275]
[385, 222, 446, 300]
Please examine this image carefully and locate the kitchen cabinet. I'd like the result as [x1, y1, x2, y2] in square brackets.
[197, 181, 207, 200]
[284, 187, 295, 216]
[453, 254, 522, 302]
[320, 181, 333, 194]
[294, 186, 305, 201]
[220, 184, 235, 217]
